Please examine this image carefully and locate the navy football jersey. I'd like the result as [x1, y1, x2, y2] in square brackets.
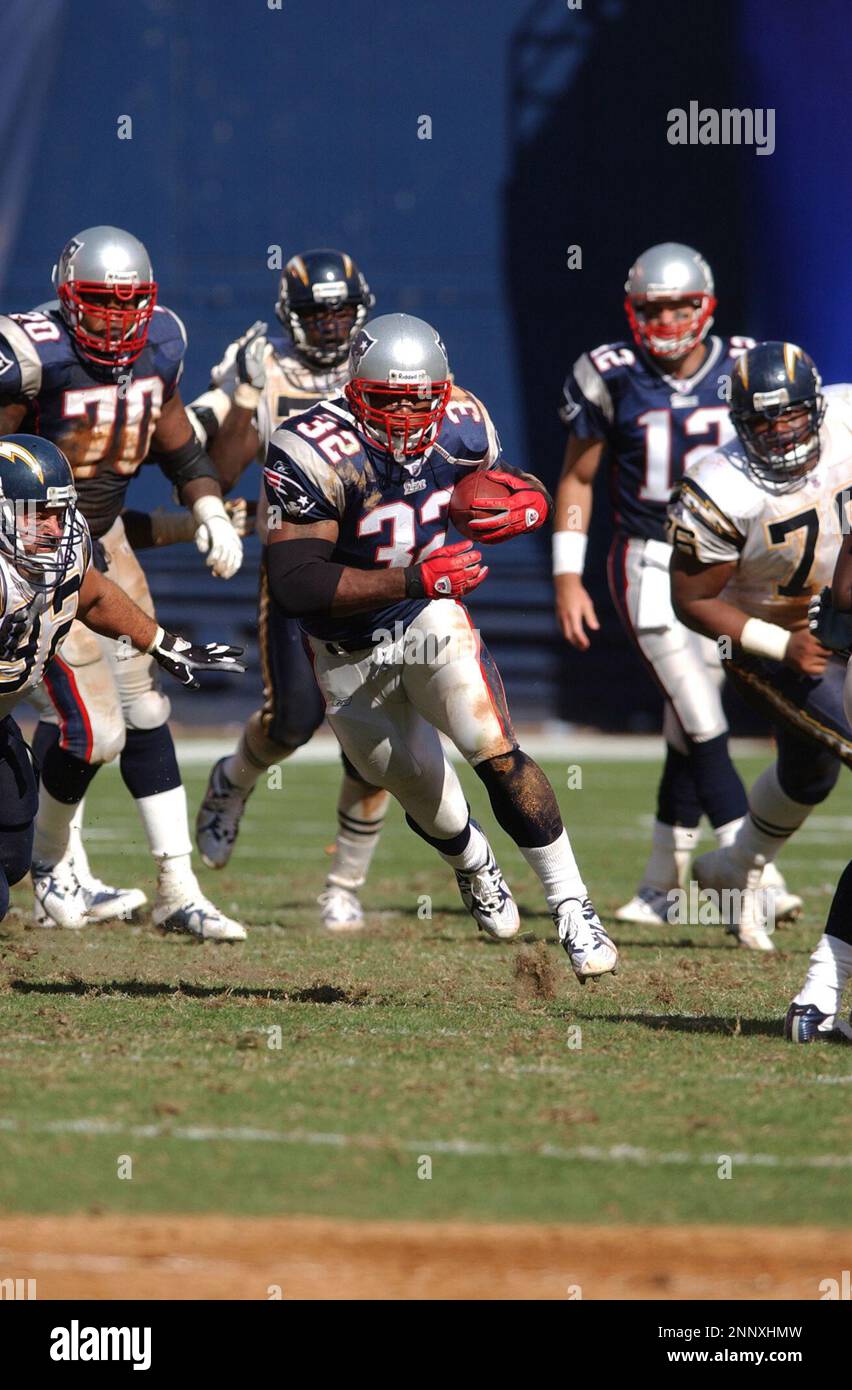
[263, 385, 502, 644]
[0, 302, 186, 536]
[559, 335, 754, 542]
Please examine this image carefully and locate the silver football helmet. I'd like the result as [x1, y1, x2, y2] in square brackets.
[52, 226, 157, 367]
[345, 313, 452, 461]
[624, 242, 716, 361]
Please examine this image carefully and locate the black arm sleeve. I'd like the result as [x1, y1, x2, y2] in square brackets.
[151, 434, 217, 490]
[266, 538, 344, 619]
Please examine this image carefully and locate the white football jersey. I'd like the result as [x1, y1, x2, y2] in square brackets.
[668, 384, 852, 630]
[0, 522, 91, 719]
[190, 329, 350, 543]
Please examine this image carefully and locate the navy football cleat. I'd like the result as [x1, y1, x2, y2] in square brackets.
[784, 1002, 852, 1044]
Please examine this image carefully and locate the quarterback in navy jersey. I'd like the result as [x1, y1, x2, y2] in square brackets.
[187, 249, 392, 934]
[263, 312, 619, 983]
[0, 226, 246, 941]
[552, 242, 799, 926]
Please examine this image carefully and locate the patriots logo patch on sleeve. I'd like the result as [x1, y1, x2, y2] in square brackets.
[263, 465, 317, 519]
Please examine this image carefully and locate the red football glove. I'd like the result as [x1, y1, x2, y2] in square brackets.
[465, 469, 551, 544]
[405, 539, 488, 600]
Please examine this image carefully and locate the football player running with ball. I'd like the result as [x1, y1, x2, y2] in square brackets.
[552, 243, 799, 927]
[188, 250, 391, 931]
[262, 313, 618, 982]
[0, 226, 246, 939]
[669, 342, 852, 964]
[0, 436, 242, 925]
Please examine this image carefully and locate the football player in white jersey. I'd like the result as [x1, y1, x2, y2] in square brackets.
[0, 435, 243, 927]
[668, 343, 852, 969]
[188, 250, 392, 931]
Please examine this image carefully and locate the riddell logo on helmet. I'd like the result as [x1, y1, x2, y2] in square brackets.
[667, 103, 775, 156]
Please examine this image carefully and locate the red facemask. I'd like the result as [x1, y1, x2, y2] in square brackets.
[58, 279, 157, 366]
[624, 293, 716, 362]
[345, 379, 452, 457]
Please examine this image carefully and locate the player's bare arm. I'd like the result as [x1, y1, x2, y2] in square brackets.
[77, 565, 244, 688]
[209, 407, 261, 495]
[0, 403, 28, 434]
[266, 517, 486, 618]
[553, 435, 603, 649]
[671, 549, 829, 676]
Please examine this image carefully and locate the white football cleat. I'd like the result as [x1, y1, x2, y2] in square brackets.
[74, 863, 147, 923]
[695, 849, 775, 951]
[555, 897, 618, 982]
[728, 868, 776, 952]
[153, 889, 247, 942]
[31, 859, 90, 930]
[759, 860, 802, 923]
[317, 886, 364, 932]
[454, 832, 520, 940]
[615, 885, 673, 925]
[195, 757, 253, 869]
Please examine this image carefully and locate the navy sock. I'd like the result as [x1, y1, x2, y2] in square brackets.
[656, 744, 701, 827]
[119, 726, 182, 800]
[31, 721, 60, 784]
[686, 733, 748, 829]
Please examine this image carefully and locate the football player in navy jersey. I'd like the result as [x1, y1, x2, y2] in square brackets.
[0, 226, 246, 940]
[551, 242, 799, 926]
[185, 250, 391, 933]
[262, 313, 618, 982]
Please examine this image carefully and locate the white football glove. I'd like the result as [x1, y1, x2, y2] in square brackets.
[192, 495, 244, 579]
[233, 320, 268, 408]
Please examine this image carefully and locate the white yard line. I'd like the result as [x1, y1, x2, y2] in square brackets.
[0, 1116, 848, 1168]
[64, 733, 775, 769]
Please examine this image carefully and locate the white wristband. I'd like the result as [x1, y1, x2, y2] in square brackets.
[191, 494, 229, 528]
[739, 618, 790, 662]
[552, 530, 588, 576]
[233, 382, 262, 410]
[145, 624, 166, 655]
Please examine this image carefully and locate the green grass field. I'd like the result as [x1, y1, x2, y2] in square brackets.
[1, 752, 850, 1227]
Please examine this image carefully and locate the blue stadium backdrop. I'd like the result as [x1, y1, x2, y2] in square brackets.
[1, 0, 848, 728]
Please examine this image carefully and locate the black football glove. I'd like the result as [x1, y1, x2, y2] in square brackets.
[149, 627, 245, 689]
[0, 608, 29, 661]
[807, 586, 852, 655]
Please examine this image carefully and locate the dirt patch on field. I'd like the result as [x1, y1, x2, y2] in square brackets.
[0, 1215, 847, 1299]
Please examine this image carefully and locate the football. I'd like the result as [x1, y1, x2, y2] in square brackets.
[449, 469, 516, 540]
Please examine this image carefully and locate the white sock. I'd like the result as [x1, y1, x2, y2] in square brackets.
[715, 816, 744, 849]
[794, 933, 852, 1017]
[134, 786, 196, 896]
[643, 819, 700, 891]
[519, 829, 586, 913]
[33, 788, 79, 867]
[439, 821, 489, 873]
[327, 781, 389, 890]
[67, 799, 91, 879]
[731, 765, 811, 872]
